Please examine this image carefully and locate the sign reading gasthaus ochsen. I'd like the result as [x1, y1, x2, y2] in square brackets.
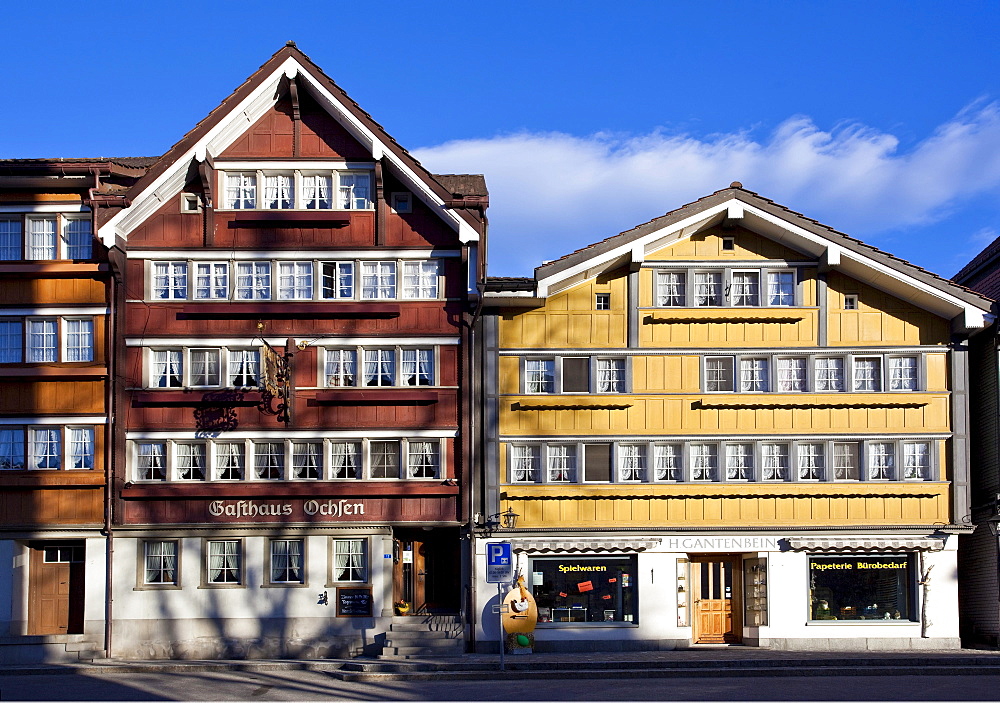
[208, 499, 366, 519]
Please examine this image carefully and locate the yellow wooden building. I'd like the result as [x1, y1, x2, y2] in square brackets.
[473, 184, 993, 652]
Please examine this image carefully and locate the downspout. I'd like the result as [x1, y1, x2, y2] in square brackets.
[103, 253, 119, 660]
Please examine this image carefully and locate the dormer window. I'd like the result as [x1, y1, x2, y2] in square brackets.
[221, 170, 372, 210]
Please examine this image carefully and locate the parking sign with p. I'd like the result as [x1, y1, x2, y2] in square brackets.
[486, 542, 512, 583]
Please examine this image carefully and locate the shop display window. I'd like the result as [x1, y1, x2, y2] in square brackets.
[808, 554, 914, 621]
[530, 555, 637, 624]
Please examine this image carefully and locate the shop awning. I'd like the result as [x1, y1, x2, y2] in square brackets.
[509, 539, 661, 554]
[785, 537, 946, 552]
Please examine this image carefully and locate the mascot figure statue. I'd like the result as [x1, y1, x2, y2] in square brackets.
[501, 573, 538, 653]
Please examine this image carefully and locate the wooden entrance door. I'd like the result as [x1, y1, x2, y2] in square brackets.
[692, 556, 741, 644]
[28, 542, 85, 635]
[393, 528, 460, 614]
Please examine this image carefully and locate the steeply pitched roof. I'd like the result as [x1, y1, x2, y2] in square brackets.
[98, 43, 483, 242]
[954, 232, 1000, 301]
[434, 174, 488, 198]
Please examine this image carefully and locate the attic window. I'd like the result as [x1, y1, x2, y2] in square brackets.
[180, 194, 202, 213]
[220, 171, 372, 210]
[721, 236, 735, 252]
[844, 295, 858, 310]
[391, 192, 412, 214]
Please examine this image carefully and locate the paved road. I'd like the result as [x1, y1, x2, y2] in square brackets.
[4, 669, 1000, 701]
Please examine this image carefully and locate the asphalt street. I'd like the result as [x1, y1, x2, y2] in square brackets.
[3, 669, 1000, 702]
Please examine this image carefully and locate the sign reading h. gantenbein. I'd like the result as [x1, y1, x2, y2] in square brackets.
[663, 536, 780, 552]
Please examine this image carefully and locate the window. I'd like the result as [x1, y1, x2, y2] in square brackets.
[595, 293, 611, 310]
[705, 357, 734, 392]
[761, 444, 788, 481]
[731, 271, 760, 306]
[407, 441, 439, 478]
[290, 442, 321, 480]
[809, 555, 914, 622]
[254, 442, 284, 480]
[726, 444, 753, 480]
[903, 442, 930, 480]
[181, 193, 202, 213]
[868, 442, 894, 480]
[236, 262, 271, 300]
[402, 261, 440, 299]
[370, 441, 399, 479]
[27, 217, 57, 260]
[694, 272, 723, 306]
[548, 445, 577, 482]
[63, 219, 92, 259]
[0, 320, 22, 362]
[510, 445, 539, 483]
[0, 216, 90, 260]
[30, 428, 61, 469]
[656, 271, 686, 306]
[739, 358, 769, 392]
[278, 262, 313, 300]
[302, 174, 333, 209]
[391, 192, 412, 213]
[400, 349, 434, 386]
[333, 539, 367, 582]
[584, 444, 612, 482]
[330, 442, 360, 479]
[262, 174, 294, 209]
[844, 294, 858, 310]
[889, 357, 918, 391]
[270, 540, 304, 584]
[69, 428, 94, 470]
[815, 358, 845, 392]
[321, 262, 354, 299]
[215, 443, 244, 480]
[798, 443, 824, 480]
[525, 359, 555, 393]
[27, 320, 57, 363]
[0, 219, 22, 260]
[561, 357, 590, 393]
[207, 540, 242, 585]
[194, 263, 229, 299]
[363, 349, 395, 386]
[143, 541, 178, 585]
[776, 358, 806, 392]
[229, 350, 260, 387]
[0, 428, 25, 470]
[338, 172, 371, 209]
[176, 443, 206, 480]
[63, 320, 94, 363]
[138, 442, 166, 480]
[190, 349, 221, 387]
[654, 444, 683, 481]
[833, 443, 860, 480]
[325, 349, 357, 387]
[153, 262, 189, 299]
[618, 445, 646, 482]
[691, 444, 717, 481]
[225, 173, 257, 209]
[152, 350, 183, 388]
[721, 236, 735, 251]
[597, 359, 626, 393]
[361, 262, 396, 299]
[853, 357, 882, 392]
[767, 272, 795, 306]
[530, 556, 637, 624]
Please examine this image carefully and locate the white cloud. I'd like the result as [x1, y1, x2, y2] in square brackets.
[413, 102, 1000, 275]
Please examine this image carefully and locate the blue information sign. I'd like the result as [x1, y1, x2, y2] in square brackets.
[485, 542, 513, 583]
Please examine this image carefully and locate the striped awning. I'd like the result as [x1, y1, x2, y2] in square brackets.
[509, 539, 661, 554]
[785, 537, 946, 552]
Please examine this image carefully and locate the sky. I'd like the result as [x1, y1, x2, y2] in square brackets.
[3, 1, 999, 278]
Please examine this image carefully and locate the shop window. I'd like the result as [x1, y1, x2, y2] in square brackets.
[531, 555, 637, 624]
[808, 555, 914, 621]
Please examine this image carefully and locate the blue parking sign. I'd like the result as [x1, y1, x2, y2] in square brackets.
[486, 542, 512, 583]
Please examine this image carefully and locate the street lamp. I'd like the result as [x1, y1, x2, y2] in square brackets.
[473, 508, 520, 536]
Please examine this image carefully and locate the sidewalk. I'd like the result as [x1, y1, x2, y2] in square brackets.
[5, 647, 1000, 680]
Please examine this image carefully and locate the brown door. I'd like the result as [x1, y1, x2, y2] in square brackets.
[692, 556, 741, 644]
[393, 528, 460, 614]
[28, 542, 85, 635]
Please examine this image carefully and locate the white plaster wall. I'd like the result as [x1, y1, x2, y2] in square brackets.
[83, 537, 107, 629]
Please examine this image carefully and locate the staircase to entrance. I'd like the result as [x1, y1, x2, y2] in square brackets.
[378, 615, 464, 657]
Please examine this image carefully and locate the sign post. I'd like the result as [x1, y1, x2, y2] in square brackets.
[486, 542, 513, 671]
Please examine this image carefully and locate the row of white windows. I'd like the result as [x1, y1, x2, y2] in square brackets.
[0, 215, 92, 261]
[506, 439, 937, 483]
[0, 426, 95, 470]
[150, 259, 441, 301]
[145, 346, 439, 389]
[222, 171, 373, 211]
[132, 438, 443, 482]
[520, 353, 922, 394]
[655, 269, 797, 307]
[141, 538, 367, 588]
[0, 317, 94, 363]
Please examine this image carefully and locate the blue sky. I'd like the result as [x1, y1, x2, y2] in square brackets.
[3, 1, 1000, 278]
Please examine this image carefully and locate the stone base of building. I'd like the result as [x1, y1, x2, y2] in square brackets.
[0, 633, 105, 665]
[475, 639, 688, 654]
[758, 636, 962, 651]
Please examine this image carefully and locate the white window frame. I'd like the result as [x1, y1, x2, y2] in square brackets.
[194, 262, 230, 300]
[509, 444, 540, 483]
[332, 538, 368, 583]
[205, 539, 244, 587]
[152, 261, 189, 300]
